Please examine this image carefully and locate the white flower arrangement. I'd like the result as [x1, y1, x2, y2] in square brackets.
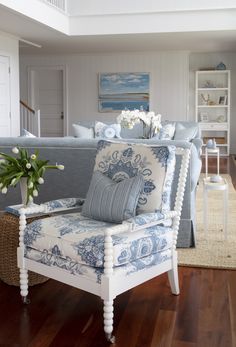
[0, 147, 64, 204]
[117, 109, 162, 138]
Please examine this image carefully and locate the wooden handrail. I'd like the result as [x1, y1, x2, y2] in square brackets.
[20, 100, 35, 114]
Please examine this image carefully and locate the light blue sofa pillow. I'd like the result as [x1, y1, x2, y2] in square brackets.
[72, 124, 94, 138]
[174, 123, 197, 141]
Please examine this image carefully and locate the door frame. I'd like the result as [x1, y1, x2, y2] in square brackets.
[27, 65, 68, 136]
[0, 54, 11, 136]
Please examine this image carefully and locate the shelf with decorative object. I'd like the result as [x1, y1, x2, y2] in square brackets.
[195, 70, 230, 156]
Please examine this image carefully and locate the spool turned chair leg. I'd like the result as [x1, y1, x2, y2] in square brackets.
[104, 300, 115, 343]
[20, 268, 30, 304]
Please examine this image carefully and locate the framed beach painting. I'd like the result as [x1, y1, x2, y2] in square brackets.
[98, 72, 150, 112]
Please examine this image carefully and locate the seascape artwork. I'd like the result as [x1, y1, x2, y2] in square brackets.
[98, 72, 150, 112]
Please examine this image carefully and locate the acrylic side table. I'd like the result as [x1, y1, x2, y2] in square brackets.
[205, 147, 220, 178]
[203, 177, 228, 240]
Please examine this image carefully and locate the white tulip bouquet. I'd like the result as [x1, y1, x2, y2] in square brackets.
[0, 147, 64, 204]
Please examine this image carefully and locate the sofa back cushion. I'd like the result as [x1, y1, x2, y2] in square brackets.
[174, 123, 198, 141]
[94, 140, 176, 214]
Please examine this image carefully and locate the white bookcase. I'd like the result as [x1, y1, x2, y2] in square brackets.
[195, 70, 230, 156]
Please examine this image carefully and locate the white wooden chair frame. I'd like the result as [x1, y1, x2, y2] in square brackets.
[17, 147, 190, 343]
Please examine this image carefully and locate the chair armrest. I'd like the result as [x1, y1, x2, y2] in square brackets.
[44, 197, 85, 213]
[18, 198, 85, 219]
[122, 211, 177, 232]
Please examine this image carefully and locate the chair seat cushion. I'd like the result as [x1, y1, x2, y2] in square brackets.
[24, 212, 174, 268]
[25, 247, 172, 283]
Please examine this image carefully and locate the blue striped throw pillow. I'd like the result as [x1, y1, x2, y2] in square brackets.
[82, 171, 144, 223]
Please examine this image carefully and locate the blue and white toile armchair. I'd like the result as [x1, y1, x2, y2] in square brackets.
[17, 140, 190, 343]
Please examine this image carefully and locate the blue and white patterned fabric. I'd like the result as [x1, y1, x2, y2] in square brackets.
[95, 122, 121, 139]
[24, 212, 173, 268]
[154, 123, 176, 140]
[44, 198, 85, 212]
[95, 141, 176, 214]
[25, 247, 172, 284]
[124, 211, 165, 229]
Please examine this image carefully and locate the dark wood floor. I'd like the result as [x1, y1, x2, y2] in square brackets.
[0, 157, 235, 347]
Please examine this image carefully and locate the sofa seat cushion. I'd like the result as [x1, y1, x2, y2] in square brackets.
[94, 140, 176, 214]
[24, 212, 174, 268]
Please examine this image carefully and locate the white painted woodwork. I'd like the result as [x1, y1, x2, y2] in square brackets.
[0, 0, 69, 34]
[0, 32, 20, 136]
[0, 55, 10, 136]
[29, 68, 64, 137]
[68, 0, 236, 16]
[20, 51, 189, 135]
[189, 52, 236, 154]
[41, 0, 66, 11]
[195, 70, 230, 156]
[17, 147, 190, 342]
[20, 103, 41, 137]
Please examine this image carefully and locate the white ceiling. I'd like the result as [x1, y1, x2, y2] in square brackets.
[1, 4, 236, 55]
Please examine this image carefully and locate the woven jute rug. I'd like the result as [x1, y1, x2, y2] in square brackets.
[178, 174, 236, 270]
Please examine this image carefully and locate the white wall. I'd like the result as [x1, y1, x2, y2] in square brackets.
[0, 32, 20, 136]
[20, 51, 189, 135]
[189, 52, 236, 154]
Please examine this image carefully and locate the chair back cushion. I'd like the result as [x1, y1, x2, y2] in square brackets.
[82, 171, 143, 223]
[94, 140, 176, 214]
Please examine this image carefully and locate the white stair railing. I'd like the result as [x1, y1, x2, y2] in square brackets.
[20, 101, 41, 137]
[41, 0, 66, 11]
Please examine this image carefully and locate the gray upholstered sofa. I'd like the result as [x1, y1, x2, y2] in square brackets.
[0, 122, 202, 247]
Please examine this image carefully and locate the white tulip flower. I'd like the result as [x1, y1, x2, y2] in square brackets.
[33, 189, 38, 197]
[28, 182, 33, 189]
[0, 183, 3, 188]
[12, 147, 19, 154]
[10, 178, 17, 186]
[26, 163, 31, 169]
[28, 195, 33, 202]
[2, 187, 7, 194]
[31, 154, 36, 160]
[38, 177, 44, 184]
[57, 165, 64, 170]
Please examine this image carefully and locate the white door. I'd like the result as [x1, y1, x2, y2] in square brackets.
[0, 56, 11, 136]
[31, 69, 64, 137]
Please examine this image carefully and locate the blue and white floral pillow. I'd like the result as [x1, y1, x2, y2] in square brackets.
[155, 123, 175, 140]
[94, 140, 176, 214]
[95, 121, 121, 139]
